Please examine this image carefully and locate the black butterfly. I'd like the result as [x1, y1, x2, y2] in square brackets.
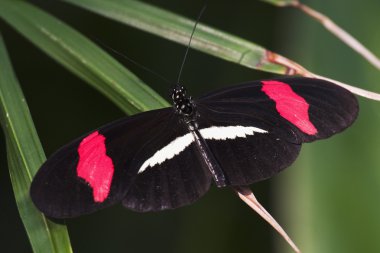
[30, 77, 358, 218]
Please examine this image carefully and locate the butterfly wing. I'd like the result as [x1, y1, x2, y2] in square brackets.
[194, 77, 358, 185]
[122, 115, 212, 212]
[194, 104, 302, 186]
[198, 77, 359, 142]
[31, 108, 177, 218]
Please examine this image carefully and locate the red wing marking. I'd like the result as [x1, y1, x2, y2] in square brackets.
[77, 131, 114, 202]
[261, 80, 318, 135]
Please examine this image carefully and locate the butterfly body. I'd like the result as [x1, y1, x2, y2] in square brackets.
[30, 77, 358, 217]
[172, 84, 229, 187]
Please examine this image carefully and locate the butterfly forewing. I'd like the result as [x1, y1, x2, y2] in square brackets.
[30, 108, 174, 218]
[197, 77, 359, 142]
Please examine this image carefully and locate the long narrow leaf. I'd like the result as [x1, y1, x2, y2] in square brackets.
[0, 34, 72, 253]
[260, 0, 298, 7]
[0, 0, 169, 115]
[60, 0, 380, 102]
[62, 0, 288, 75]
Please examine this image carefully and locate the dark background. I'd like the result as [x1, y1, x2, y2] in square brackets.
[1, 1, 380, 253]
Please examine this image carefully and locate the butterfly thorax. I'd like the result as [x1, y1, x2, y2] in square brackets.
[171, 84, 194, 116]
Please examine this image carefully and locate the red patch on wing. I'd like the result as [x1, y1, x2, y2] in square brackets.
[261, 80, 318, 135]
[77, 131, 114, 202]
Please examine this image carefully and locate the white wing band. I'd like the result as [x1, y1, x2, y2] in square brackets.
[138, 125, 267, 174]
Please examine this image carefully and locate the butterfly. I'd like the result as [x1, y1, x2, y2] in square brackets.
[30, 77, 358, 218]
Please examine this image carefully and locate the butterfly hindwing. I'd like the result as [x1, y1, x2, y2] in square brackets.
[194, 104, 302, 186]
[122, 115, 212, 212]
[30, 108, 175, 218]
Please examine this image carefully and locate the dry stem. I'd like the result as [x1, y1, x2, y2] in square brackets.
[266, 50, 380, 101]
[233, 186, 301, 253]
[291, 2, 380, 71]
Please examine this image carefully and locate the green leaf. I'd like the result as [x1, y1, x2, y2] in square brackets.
[260, 0, 298, 7]
[0, 0, 169, 115]
[62, 0, 288, 75]
[0, 34, 73, 253]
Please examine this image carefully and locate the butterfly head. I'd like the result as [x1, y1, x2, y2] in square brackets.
[171, 84, 194, 116]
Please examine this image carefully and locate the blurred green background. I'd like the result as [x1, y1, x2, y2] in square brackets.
[0, 0, 379, 252]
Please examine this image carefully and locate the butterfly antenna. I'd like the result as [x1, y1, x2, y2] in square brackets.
[95, 39, 172, 85]
[176, 3, 208, 84]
